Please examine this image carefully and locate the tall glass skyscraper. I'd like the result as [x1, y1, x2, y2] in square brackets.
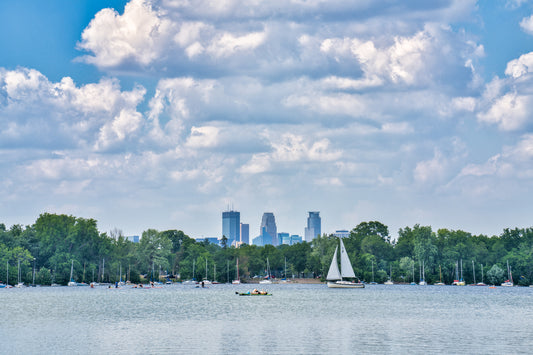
[260, 212, 277, 245]
[222, 210, 240, 246]
[304, 211, 321, 242]
[240, 223, 249, 245]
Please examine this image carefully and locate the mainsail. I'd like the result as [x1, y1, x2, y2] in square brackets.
[339, 238, 356, 278]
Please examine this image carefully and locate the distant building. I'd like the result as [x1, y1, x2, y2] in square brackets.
[304, 211, 321, 242]
[290, 235, 303, 244]
[252, 235, 263, 247]
[279, 233, 303, 245]
[222, 210, 240, 246]
[126, 235, 140, 243]
[278, 232, 290, 245]
[260, 212, 277, 246]
[334, 230, 350, 239]
[240, 223, 249, 245]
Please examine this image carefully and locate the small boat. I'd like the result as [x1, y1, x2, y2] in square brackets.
[259, 258, 273, 284]
[384, 265, 394, 285]
[232, 258, 241, 284]
[68, 260, 77, 286]
[369, 261, 377, 284]
[434, 265, 445, 285]
[419, 260, 427, 285]
[501, 261, 514, 287]
[452, 260, 465, 286]
[235, 291, 272, 296]
[326, 237, 364, 288]
[15, 260, 25, 287]
[476, 264, 487, 286]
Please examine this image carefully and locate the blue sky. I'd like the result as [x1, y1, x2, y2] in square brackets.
[2, 0, 533, 240]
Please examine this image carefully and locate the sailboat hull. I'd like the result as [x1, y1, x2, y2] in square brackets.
[327, 281, 364, 288]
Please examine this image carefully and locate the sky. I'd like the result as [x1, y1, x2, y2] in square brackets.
[2, 0, 533, 240]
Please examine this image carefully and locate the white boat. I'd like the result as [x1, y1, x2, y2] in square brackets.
[419, 260, 427, 285]
[15, 260, 25, 287]
[326, 238, 364, 288]
[434, 265, 445, 285]
[369, 261, 377, 285]
[232, 258, 241, 284]
[68, 260, 77, 286]
[476, 264, 487, 286]
[259, 258, 273, 284]
[384, 265, 394, 285]
[452, 260, 466, 286]
[501, 260, 514, 287]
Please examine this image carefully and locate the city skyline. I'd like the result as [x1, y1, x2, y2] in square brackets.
[3, 1, 533, 240]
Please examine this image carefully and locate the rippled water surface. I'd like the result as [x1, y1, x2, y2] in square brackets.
[1, 283, 532, 354]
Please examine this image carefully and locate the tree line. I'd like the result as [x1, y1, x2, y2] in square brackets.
[1, 213, 531, 286]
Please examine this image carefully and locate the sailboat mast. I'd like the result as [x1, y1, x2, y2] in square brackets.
[472, 260, 476, 284]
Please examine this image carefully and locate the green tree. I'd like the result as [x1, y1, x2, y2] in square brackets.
[486, 264, 504, 285]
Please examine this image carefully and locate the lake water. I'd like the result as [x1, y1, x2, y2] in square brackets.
[1, 283, 532, 354]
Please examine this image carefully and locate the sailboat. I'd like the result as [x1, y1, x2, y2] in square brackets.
[410, 262, 416, 285]
[384, 265, 394, 285]
[280, 257, 291, 283]
[369, 260, 377, 285]
[477, 264, 487, 286]
[326, 238, 364, 288]
[1, 261, 12, 288]
[434, 265, 445, 285]
[68, 260, 77, 286]
[501, 260, 514, 287]
[202, 258, 212, 285]
[259, 258, 272, 284]
[419, 260, 427, 285]
[15, 259, 25, 288]
[452, 260, 465, 285]
[232, 258, 241, 284]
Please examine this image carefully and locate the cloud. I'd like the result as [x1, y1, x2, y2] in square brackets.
[185, 126, 220, 148]
[77, 0, 174, 67]
[460, 134, 533, 179]
[520, 15, 533, 35]
[240, 133, 341, 174]
[0, 68, 145, 150]
[75, 0, 480, 84]
[505, 52, 533, 78]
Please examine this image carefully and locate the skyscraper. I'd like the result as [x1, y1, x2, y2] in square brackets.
[222, 210, 240, 246]
[240, 223, 249, 245]
[260, 212, 277, 245]
[304, 211, 321, 242]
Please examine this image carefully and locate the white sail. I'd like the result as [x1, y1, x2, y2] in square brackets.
[339, 239, 356, 279]
[326, 246, 341, 280]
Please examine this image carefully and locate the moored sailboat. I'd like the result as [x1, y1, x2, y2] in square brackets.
[419, 260, 427, 285]
[259, 258, 272, 284]
[68, 260, 77, 286]
[434, 265, 445, 285]
[232, 258, 241, 284]
[501, 260, 514, 287]
[326, 238, 364, 288]
[452, 260, 465, 286]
